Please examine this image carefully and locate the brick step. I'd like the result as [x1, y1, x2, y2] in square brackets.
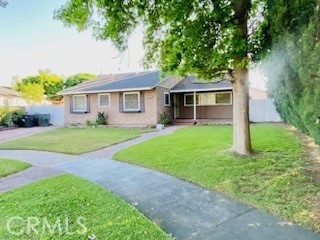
[173, 119, 196, 125]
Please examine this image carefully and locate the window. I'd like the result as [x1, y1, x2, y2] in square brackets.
[123, 92, 140, 111]
[184, 92, 232, 106]
[98, 94, 110, 107]
[215, 92, 232, 105]
[73, 95, 87, 112]
[184, 94, 200, 106]
[199, 93, 215, 105]
[164, 92, 170, 106]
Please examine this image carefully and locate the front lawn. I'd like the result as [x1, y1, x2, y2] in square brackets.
[0, 159, 31, 177]
[0, 174, 170, 239]
[114, 124, 320, 232]
[0, 127, 148, 154]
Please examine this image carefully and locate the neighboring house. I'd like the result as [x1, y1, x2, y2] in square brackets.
[0, 87, 27, 107]
[59, 71, 233, 126]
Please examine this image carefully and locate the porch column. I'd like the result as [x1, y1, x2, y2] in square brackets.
[173, 94, 176, 119]
[193, 91, 197, 121]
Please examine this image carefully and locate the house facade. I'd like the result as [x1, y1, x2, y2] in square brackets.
[60, 71, 233, 126]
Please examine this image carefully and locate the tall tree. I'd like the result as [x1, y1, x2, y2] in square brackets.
[15, 70, 64, 101]
[19, 83, 44, 103]
[64, 73, 96, 88]
[262, 0, 320, 143]
[0, 0, 8, 8]
[55, 0, 266, 155]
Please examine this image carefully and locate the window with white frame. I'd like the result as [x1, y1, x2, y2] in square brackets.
[98, 94, 110, 107]
[123, 92, 140, 111]
[164, 92, 170, 106]
[215, 92, 232, 105]
[73, 95, 87, 112]
[184, 92, 232, 106]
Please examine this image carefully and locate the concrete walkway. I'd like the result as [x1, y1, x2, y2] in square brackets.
[81, 126, 183, 158]
[0, 126, 57, 143]
[0, 127, 319, 240]
[0, 165, 64, 193]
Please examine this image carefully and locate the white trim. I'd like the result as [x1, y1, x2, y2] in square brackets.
[72, 95, 87, 112]
[123, 92, 141, 111]
[193, 91, 197, 120]
[164, 92, 170, 106]
[183, 91, 232, 107]
[170, 87, 232, 93]
[98, 93, 111, 107]
[61, 87, 153, 95]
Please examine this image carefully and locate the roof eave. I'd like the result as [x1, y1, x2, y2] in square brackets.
[59, 87, 155, 95]
[170, 87, 233, 93]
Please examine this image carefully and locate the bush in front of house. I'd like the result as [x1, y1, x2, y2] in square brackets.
[159, 112, 170, 125]
[0, 107, 24, 127]
[96, 112, 108, 125]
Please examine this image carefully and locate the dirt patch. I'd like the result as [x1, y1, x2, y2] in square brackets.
[287, 125, 320, 182]
[286, 124, 320, 230]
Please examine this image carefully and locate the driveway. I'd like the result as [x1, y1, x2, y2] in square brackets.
[0, 126, 57, 143]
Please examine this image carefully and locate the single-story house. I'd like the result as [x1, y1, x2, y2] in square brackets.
[0, 87, 27, 107]
[59, 71, 233, 126]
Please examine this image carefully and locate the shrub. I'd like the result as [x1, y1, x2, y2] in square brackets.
[159, 112, 170, 125]
[96, 112, 107, 125]
[0, 107, 24, 127]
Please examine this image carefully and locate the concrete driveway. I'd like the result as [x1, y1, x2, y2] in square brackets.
[0, 126, 57, 143]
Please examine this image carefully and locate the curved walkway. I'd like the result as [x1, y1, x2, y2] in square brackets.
[0, 166, 64, 193]
[0, 127, 319, 240]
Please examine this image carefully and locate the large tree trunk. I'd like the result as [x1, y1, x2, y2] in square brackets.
[232, 69, 252, 155]
[232, 0, 252, 155]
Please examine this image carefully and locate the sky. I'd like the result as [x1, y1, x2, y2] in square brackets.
[0, 0, 146, 87]
[0, 0, 266, 88]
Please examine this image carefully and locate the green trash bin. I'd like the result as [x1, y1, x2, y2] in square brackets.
[38, 114, 50, 127]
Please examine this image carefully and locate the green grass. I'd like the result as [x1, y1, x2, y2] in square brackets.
[0, 127, 148, 155]
[114, 124, 320, 232]
[0, 174, 170, 239]
[0, 159, 31, 177]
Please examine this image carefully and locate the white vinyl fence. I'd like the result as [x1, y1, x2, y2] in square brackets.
[249, 98, 282, 122]
[27, 106, 65, 126]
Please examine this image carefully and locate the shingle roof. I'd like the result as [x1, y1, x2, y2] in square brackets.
[60, 71, 161, 95]
[170, 76, 232, 93]
[0, 87, 21, 97]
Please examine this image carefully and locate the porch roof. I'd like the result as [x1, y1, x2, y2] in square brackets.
[170, 76, 232, 93]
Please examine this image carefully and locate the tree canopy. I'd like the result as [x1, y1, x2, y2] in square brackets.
[64, 73, 96, 88]
[0, 0, 8, 8]
[19, 83, 44, 103]
[54, 0, 265, 79]
[15, 69, 64, 101]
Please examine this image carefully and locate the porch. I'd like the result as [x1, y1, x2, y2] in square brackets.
[171, 92, 233, 125]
